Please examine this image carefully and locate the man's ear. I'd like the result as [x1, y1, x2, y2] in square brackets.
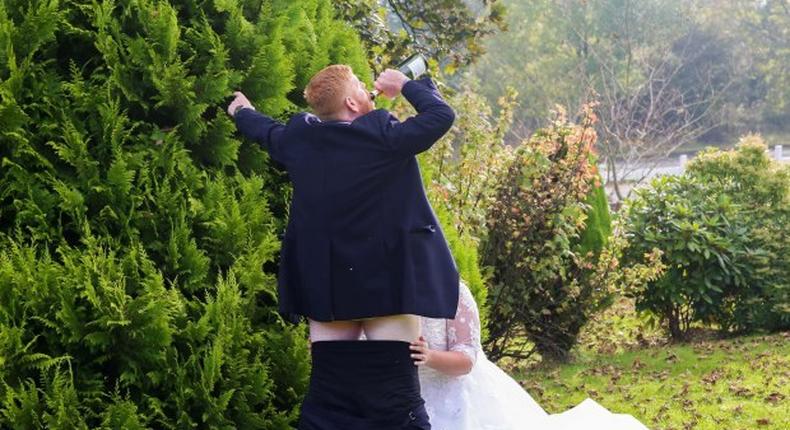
[344, 96, 359, 113]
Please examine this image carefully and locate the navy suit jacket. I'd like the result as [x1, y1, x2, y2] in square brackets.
[234, 77, 459, 322]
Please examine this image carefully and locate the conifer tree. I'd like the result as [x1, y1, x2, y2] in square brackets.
[577, 181, 612, 257]
[0, 0, 370, 427]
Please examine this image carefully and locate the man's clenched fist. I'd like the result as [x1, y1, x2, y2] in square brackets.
[374, 69, 410, 99]
[227, 91, 254, 117]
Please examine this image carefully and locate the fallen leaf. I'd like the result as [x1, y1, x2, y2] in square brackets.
[763, 392, 785, 404]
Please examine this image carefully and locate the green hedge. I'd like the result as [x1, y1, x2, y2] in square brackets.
[0, 0, 370, 427]
[433, 205, 489, 341]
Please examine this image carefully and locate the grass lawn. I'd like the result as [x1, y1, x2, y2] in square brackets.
[504, 300, 790, 429]
[520, 332, 789, 429]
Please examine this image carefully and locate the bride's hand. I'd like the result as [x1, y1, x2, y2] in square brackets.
[410, 336, 434, 367]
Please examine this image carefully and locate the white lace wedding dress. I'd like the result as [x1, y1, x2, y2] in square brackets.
[419, 282, 651, 430]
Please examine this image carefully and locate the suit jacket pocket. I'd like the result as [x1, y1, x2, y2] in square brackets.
[408, 224, 436, 234]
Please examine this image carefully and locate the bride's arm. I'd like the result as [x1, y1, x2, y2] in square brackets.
[410, 282, 482, 376]
[410, 338, 474, 376]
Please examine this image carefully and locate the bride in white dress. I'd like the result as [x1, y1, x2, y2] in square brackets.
[409, 281, 651, 430]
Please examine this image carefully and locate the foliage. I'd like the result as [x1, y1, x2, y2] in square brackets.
[620, 175, 754, 339]
[686, 137, 790, 331]
[433, 205, 489, 342]
[521, 332, 790, 430]
[464, 0, 570, 136]
[0, 0, 367, 426]
[415, 83, 519, 340]
[577, 182, 612, 257]
[575, 296, 668, 357]
[335, 0, 507, 71]
[421, 84, 518, 240]
[481, 106, 663, 362]
[469, 0, 695, 137]
[699, 0, 790, 130]
[468, 0, 790, 168]
[621, 138, 789, 337]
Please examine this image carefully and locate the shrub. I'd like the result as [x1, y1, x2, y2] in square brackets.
[417, 84, 519, 340]
[621, 138, 788, 337]
[687, 137, 789, 331]
[481, 106, 662, 361]
[421, 84, 517, 240]
[577, 182, 612, 257]
[0, 0, 367, 426]
[620, 175, 755, 338]
[433, 205, 489, 340]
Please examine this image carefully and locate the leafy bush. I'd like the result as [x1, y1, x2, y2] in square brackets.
[620, 176, 754, 338]
[0, 0, 368, 427]
[416, 84, 520, 341]
[687, 137, 789, 331]
[621, 137, 789, 337]
[433, 205, 489, 340]
[481, 107, 664, 361]
[421, 83, 517, 240]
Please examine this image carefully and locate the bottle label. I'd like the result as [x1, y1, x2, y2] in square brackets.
[404, 56, 427, 79]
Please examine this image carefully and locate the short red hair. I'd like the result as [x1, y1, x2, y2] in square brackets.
[303, 65, 355, 118]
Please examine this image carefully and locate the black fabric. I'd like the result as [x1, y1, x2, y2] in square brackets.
[298, 341, 431, 430]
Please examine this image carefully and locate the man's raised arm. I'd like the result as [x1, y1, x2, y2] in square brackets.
[227, 91, 285, 162]
[374, 71, 455, 156]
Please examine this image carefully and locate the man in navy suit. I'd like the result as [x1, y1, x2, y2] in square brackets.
[228, 64, 458, 429]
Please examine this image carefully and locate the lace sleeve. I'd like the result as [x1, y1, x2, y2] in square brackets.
[446, 281, 482, 365]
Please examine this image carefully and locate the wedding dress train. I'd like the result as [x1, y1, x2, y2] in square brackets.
[419, 282, 650, 430]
